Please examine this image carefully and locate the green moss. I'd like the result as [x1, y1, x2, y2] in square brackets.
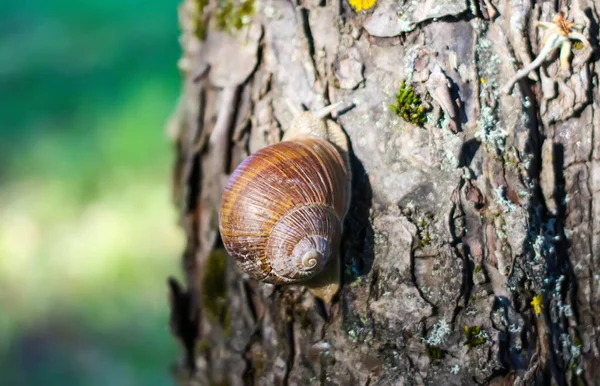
[414, 211, 434, 248]
[425, 345, 444, 360]
[251, 349, 266, 375]
[464, 325, 485, 349]
[195, 338, 211, 355]
[193, 0, 209, 40]
[192, 0, 254, 39]
[389, 81, 427, 126]
[474, 265, 482, 273]
[195, 0, 209, 12]
[201, 249, 231, 333]
[418, 230, 431, 247]
[215, 0, 255, 33]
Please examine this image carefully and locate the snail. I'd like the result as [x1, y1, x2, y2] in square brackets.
[219, 101, 352, 303]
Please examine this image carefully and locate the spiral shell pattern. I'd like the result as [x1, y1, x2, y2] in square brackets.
[219, 137, 349, 284]
[267, 205, 339, 281]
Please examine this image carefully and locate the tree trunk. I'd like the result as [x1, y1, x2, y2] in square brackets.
[167, 0, 600, 384]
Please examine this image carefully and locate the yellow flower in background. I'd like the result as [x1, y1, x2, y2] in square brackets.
[531, 294, 543, 315]
[349, 0, 377, 12]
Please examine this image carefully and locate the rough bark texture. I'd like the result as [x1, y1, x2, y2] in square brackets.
[167, 0, 600, 384]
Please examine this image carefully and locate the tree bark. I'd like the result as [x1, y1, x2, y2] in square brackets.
[168, 0, 600, 384]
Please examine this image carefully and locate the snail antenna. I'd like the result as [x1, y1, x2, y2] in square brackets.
[313, 101, 344, 119]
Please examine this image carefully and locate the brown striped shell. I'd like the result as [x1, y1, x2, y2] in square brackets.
[219, 137, 350, 284]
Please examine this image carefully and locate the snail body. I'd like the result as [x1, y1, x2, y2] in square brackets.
[219, 102, 351, 302]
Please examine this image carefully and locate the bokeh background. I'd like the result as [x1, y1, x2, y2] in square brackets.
[0, 0, 184, 384]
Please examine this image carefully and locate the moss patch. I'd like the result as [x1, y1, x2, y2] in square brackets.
[463, 325, 485, 349]
[195, 338, 211, 355]
[425, 345, 444, 360]
[389, 81, 427, 126]
[216, 0, 255, 33]
[201, 249, 231, 335]
[192, 0, 254, 39]
[193, 0, 209, 39]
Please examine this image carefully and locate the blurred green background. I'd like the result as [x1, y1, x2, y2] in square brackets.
[0, 0, 184, 384]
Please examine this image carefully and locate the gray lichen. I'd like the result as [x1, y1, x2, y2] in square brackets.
[423, 319, 452, 346]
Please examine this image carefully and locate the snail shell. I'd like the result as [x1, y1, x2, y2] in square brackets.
[219, 103, 351, 301]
